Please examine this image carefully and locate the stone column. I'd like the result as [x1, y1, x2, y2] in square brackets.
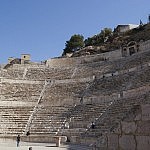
[55, 136, 61, 147]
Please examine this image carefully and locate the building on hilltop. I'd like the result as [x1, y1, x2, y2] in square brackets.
[115, 24, 139, 33]
[4, 54, 31, 69]
[21, 54, 31, 64]
[8, 54, 31, 65]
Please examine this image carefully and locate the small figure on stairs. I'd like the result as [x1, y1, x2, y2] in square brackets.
[26, 131, 30, 136]
[16, 135, 20, 147]
[91, 122, 95, 129]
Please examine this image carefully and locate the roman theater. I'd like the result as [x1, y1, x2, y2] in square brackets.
[0, 24, 150, 150]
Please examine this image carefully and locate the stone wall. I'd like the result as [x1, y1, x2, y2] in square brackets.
[46, 49, 122, 68]
[46, 40, 150, 68]
[106, 104, 150, 150]
[139, 40, 150, 52]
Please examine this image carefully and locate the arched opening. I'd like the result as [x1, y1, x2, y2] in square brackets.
[129, 47, 136, 55]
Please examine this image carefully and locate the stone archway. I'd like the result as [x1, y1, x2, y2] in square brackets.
[127, 41, 137, 56]
[122, 47, 128, 57]
[122, 41, 139, 57]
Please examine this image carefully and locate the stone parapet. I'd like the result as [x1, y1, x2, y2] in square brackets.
[46, 49, 122, 68]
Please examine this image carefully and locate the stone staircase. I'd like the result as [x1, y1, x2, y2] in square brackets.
[29, 105, 72, 136]
[78, 92, 150, 147]
[23, 80, 49, 135]
[57, 102, 111, 140]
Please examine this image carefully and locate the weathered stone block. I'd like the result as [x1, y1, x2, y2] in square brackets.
[113, 123, 121, 134]
[134, 112, 142, 121]
[96, 135, 107, 148]
[119, 135, 136, 150]
[137, 121, 150, 135]
[136, 136, 150, 150]
[122, 121, 137, 134]
[123, 112, 136, 122]
[107, 134, 119, 150]
[142, 105, 150, 121]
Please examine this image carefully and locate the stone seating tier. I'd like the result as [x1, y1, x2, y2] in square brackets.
[0, 68, 24, 79]
[72, 50, 150, 79]
[29, 106, 72, 135]
[67, 104, 109, 123]
[0, 83, 44, 102]
[88, 67, 149, 95]
[0, 49, 149, 146]
[25, 67, 74, 80]
[25, 50, 150, 80]
[0, 50, 149, 81]
[0, 106, 34, 135]
[42, 81, 91, 105]
[79, 92, 150, 145]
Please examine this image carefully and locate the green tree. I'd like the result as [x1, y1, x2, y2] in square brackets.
[85, 28, 112, 46]
[100, 28, 112, 42]
[62, 34, 84, 56]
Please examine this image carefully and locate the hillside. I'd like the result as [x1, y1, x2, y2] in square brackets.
[71, 23, 150, 57]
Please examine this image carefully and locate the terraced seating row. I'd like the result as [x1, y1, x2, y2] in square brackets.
[112, 50, 150, 71]
[25, 67, 74, 80]
[79, 92, 150, 146]
[87, 67, 150, 95]
[0, 49, 149, 82]
[42, 81, 91, 105]
[73, 50, 150, 79]
[29, 105, 72, 136]
[56, 102, 111, 140]
[0, 106, 33, 135]
[0, 82, 44, 102]
[0, 49, 149, 146]
[67, 103, 110, 128]
[0, 68, 24, 79]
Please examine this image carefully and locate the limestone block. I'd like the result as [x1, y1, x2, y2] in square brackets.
[119, 135, 136, 150]
[123, 112, 136, 122]
[113, 71, 119, 76]
[96, 135, 107, 148]
[136, 136, 150, 150]
[112, 123, 121, 134]
[122, 121, 137, 134]
[137, 121, 150, 135]
[70, 136, 78, 143]
[107, 134, 119, 150]
[129, 67, 136, 72]
[134, 112, 142, 121]
[142, 105, 150, 121]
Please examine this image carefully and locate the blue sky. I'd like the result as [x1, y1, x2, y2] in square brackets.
[0, 0, 149, 63]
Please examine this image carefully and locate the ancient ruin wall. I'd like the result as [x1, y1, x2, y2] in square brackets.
[46, 40, 150, 68]
[46, 49, 122, 68]
[139, 40, 150, 52]
[106, 104, 150, 150]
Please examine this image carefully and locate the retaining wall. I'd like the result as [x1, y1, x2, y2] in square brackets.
[106, 104, 150, 150]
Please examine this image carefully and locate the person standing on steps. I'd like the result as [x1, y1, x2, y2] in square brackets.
[91, 122, 95, 129]
[16, 135, 20, 147]
[26, 131, 30, 136]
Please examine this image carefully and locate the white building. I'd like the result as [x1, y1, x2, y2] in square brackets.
[116, 24, 139, 33]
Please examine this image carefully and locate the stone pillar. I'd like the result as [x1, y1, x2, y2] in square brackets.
[55, 136, 61, 147]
